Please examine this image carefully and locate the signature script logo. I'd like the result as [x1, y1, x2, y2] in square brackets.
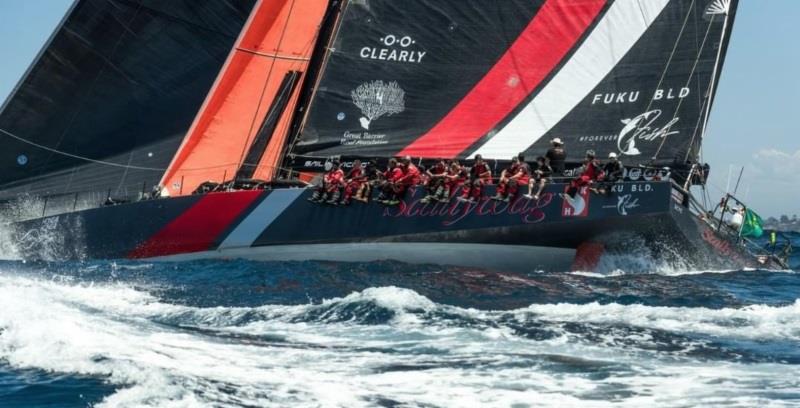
[616, 194, 640, 216]
[617, 110, 680, 156]
[383, 193, 553, 226]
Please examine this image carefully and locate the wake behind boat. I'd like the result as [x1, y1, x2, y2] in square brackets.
[0, 0, 791, 271]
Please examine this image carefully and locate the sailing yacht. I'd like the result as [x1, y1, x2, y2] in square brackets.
[0, 0, 790, 271]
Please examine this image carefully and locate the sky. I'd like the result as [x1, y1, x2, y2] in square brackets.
[0, 1, 798, 217]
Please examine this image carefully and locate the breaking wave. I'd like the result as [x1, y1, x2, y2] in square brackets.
[0, 260, 799, 407]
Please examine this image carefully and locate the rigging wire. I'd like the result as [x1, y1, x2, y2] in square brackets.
[652, 6, 718, 162]
[283, 0, 348, 162]
[636, 0, 696, 150]
[0, 127, 297, 176]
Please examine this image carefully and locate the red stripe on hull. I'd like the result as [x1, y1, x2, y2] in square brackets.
[399, 0, 606, 158]
[128, 191, 262, 259]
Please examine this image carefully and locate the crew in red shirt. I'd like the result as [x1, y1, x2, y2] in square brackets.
[492, 155, 526, 201]
[566, 150, 603, 198]
[308, 161, 345, 204]
[341, 159, 365, 205]
[422, 159, 448, 203]
[442, 161, 466, 202]
[460, 154, 492, 202]
[378, 159, 405, 205]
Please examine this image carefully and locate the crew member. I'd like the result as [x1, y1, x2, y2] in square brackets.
[340, 159, 365, 205]
[546, 138, 567, 176]
[441, 161, 466, 202]
[354, 159, 379, 203]
[422, 159, 448, 203]
[565, 150, 602, 198]
[308, 161, 345, 204]
[493, 155, 529, 202]
[459, 154, 492, 203]
[492, 156, 521, 201]
[379, 159, 406, 205]
[398, 156, 421, 189]
[597, 152, 624, 195]
[525, 156, 552, 201]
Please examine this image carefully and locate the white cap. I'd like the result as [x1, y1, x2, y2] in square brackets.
[608, 152, 618, 159]
[551, 137, 563, 145]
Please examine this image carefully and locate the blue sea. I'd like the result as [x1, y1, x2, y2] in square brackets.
[0, 234, 798, 407]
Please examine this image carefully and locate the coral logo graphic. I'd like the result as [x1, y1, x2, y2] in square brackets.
[560, 188, 589, 217]
[617, 110, 679, 156]
[351, 80, 405, 130]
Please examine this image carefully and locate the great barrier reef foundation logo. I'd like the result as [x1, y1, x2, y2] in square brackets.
[617, 110, 679, 156]
[351, 80, 405, 130]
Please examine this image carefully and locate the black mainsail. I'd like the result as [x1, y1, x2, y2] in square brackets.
[288, 0, 738, 170]
[0, 0, 256, 200]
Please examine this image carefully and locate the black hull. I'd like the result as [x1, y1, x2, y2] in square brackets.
[9, 181, 783, 272]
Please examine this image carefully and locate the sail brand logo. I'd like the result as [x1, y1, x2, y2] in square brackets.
[615, 194, 640, 216]
[360, 34, 427, 64]
[706, 0, 731, 15]
[625, 168, 670, 182]
[617, 110, 679, 156]
[561, 188, 589, 217]
[383, 192, 553, 226]
[351, 80, 405, 130]
[591, 87, 690, 105]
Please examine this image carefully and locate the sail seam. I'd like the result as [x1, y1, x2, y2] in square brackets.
[235, 47, 311, 61]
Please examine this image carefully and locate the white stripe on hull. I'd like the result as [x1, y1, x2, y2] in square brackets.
[218, 189, 304, 250]
[150, 243, 576, 273]
[472, 0, 671, 159]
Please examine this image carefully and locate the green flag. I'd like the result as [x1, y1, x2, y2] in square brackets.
[741, 208, 764, 238]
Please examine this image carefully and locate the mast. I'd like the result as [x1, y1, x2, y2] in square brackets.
[278, 0, 349, 177]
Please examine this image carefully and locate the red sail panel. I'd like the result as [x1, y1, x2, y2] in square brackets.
[399, 0, 606, 158]
[160, 0, 328, 196]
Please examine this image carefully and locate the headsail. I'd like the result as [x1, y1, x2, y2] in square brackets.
[0, 0, 257, 200]
[160, 0, 330, 196]
[288, 0, 738, 168]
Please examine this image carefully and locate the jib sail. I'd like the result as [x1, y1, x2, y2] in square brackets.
[288, 0, 737, 168]
[159, 0, 330, 196]
[0, 0, 256, 200]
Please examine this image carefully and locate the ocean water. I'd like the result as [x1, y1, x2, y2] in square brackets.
[0, 235, 798, 407]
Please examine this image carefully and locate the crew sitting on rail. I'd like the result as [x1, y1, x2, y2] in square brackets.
[492, 154, 530, 202]
[422, 159, 448, 203]
[441, 160, 467, 202]
[565, 150, 602, 198]
[398, 156, 421, 189]
[377, 159, 405, 205]
[524, 156, 552, 201]
[353, 159, 380, 203]
[458, 154, 492, 203]
[596, 152, 624, 195]
[340, 159, 365, 206]
[308, 161, 345, 204]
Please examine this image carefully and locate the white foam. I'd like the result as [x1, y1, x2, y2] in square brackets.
[1, 276, 799, 407]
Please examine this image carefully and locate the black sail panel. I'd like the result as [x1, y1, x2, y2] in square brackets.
[0, 0, 256, 199]
[290, 0, 737, 168]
